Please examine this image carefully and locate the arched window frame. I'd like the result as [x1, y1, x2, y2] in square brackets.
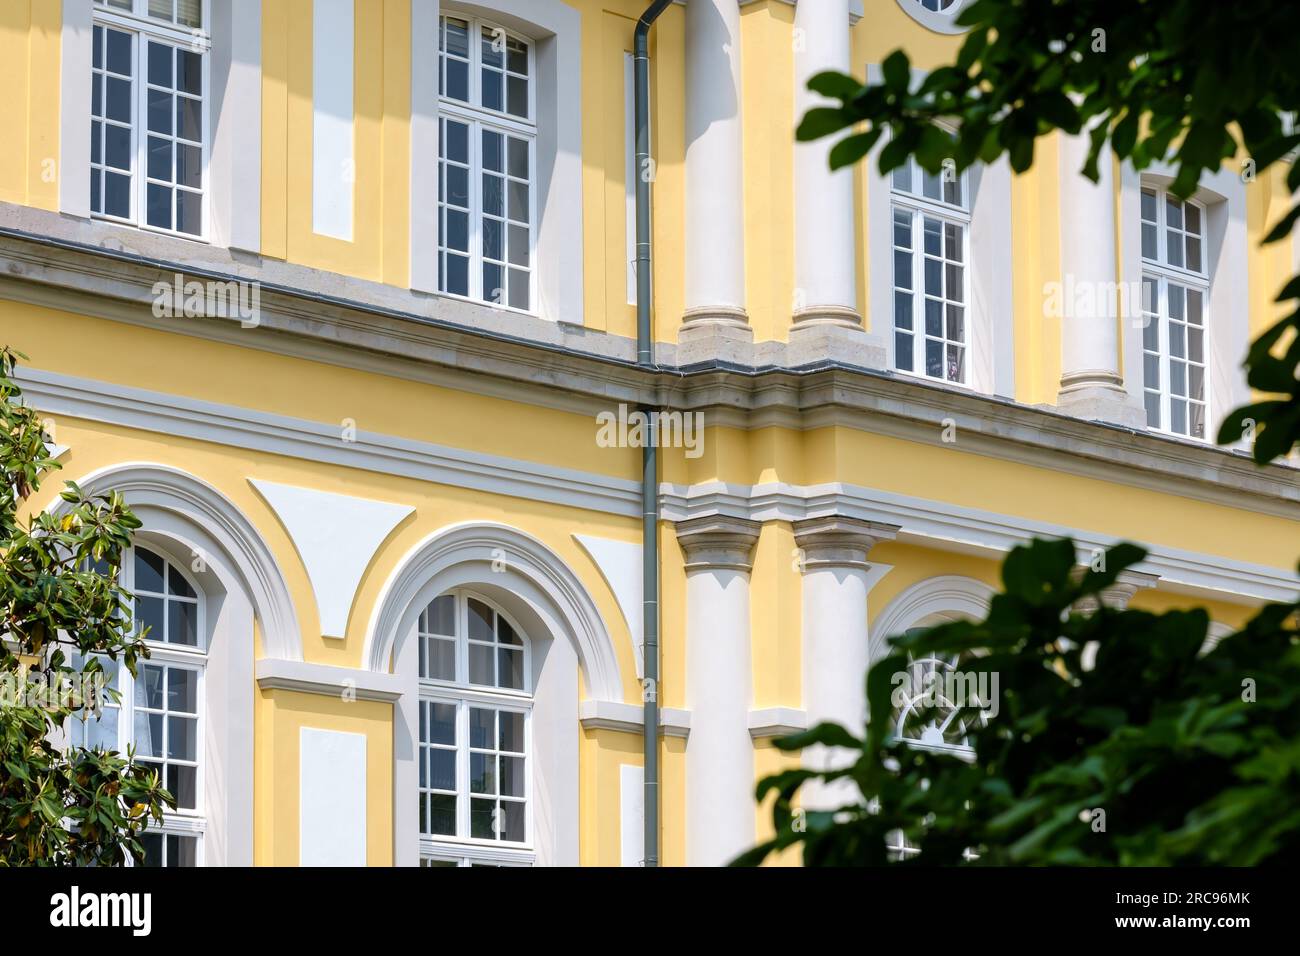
[72, 541, 208, 867]
[416, 588, 535, 867]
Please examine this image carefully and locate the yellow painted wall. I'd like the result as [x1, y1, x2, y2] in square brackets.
[0, 0, 61, 211]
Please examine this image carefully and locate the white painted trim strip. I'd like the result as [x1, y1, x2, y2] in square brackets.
[311, 0, 354, 241]
[256, 658, 405, 703]
[620, 763, 644, 867]
[661, 480, 1300, 605]
[17, 366, 641, 518]
[578, 700, 691, 739]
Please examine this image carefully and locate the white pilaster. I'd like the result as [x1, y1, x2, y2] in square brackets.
[1057, 131, 1145, 426]
[792, 0, 858, 329]
[682, 0, 749, 351]
[1076, 570, 1159, 671]
[677, 514, 760, 867]
[794, 516, 896, 809]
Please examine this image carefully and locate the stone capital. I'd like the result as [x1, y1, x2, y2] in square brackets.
[675, 514, 762, 573]
[792, 516, 899, 572]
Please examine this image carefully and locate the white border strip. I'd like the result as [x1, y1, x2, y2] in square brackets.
[18, 366, 641, 518]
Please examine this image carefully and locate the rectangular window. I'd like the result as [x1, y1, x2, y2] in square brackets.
[1140, 185, 1209, 438]
[437, 15, 535, 313]
[91, 1, 208, 239]
[418, 697, 529, 848]
[890, 154, 970, 384]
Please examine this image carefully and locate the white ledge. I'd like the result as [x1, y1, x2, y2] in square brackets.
[255, 658, 405, 702]
[578, 700, 691, 739]
[748, 707, 809, 740]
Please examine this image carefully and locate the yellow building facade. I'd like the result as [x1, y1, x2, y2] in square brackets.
[0, 0, 1296, 866]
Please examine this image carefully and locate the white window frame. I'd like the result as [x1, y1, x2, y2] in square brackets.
[72, 543, 208, 867]
[437, 14, 539, 316]
[889, 156, 973, 386]
[90, 0, 211, 242]
[1140, 184, 1211, 440]
[896, 0, 971, 35]
[416, 589, 534, 867]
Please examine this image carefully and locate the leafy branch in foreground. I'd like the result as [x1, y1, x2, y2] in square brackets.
[0, 347, 173, 865]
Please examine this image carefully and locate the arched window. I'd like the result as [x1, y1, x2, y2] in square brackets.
[890, 624, 986, 757]
[437, 13, 536, 313]
[898, 0, 971, 35]
[72, 544, 207, 866]
[417, 590, 532, 866]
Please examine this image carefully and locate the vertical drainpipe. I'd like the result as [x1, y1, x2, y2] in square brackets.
[635, 0, 671, 868]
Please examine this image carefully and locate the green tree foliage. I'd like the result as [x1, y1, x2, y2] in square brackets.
[0, 348, 173, 865]
[741, 0, 1300, 865]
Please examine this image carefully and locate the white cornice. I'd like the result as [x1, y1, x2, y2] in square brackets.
[2, 216, 1297, 521]
[578, 700, 691, 739]
[661, 480, 1300, 606]
[255, 658, 405, 702]
[748, 707, 808, 740]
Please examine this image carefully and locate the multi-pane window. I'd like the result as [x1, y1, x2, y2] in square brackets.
[91, 0, 207, 238]
[890, 156, 970, 384]
[71, 545, 205, 867]
[437, 15, 535, 312]
[417, 591, 531, 866]
[1140, 186, 1209, 438]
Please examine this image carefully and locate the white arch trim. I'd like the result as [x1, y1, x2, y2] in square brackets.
[871, 574, 995, 660]
[362, 522, 624, 702]
[50, 462, 303, 661]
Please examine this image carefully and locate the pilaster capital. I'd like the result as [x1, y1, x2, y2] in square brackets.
[792, 516, 898, 572]
[675, 515, 762, 573]
[1075, 569, 1160, 612]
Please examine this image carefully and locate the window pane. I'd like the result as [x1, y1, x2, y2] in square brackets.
[506, 76, 528, 117]
[1144, 391, 1160, 428]
[148, 42, 172, 87]
[168, 599, 198, 646]
[499, 711, 524, 752]
[168, 668, 197, 713]
[925, 339, 943, 377]
[106, 124, 132, 170]
[1166, 230, 1183, 267]
[105, 172, 131, 218]
[481, 68, 503, 111]
[507, 181, 529, 224]
[508, 268, 529, 310]
[1141, 223, 1157, 260]
[469, 643, 493, 685]
[498, 647, 523, 689]
[507, 137, 529, 179]
[924, 258, 941, 296]
[176, 96, 201, 142]
[147, 136, 171, 180]
[893, 251, 912, 290]
[1165, 196, 1182, 229]
[1186, 236, 1201, 272]
[502, 801, 525, 842]
[894, 331, 913, 371]
[167, 715, 196, 760]
[923, 217, 941, 256]
[428, 794, 456, 835]
[500, 756, 524, 797]
[106, 29, 131, 76]
[429, 749, 455, 790]
[892, 161, 912, 194]
[136, 595, 164, 642]
[107, 77, 132, 123]
[469, 707, 493, 748]
[177, 49, 202, 96]
[177, 143, 201, 189]
[428, 703, 455, 746]
[1185, 202, 1201, 235]
[894, 291, 912, 331]
[470, 798, 496, 838]
[924, 298, 942, 337]
[470, 752, 495, 794]
[175, 189, 201, 236]
[1141, 188, 1157, 221]
[148, 89, 171, 134]
[134, 712, 164, 757]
